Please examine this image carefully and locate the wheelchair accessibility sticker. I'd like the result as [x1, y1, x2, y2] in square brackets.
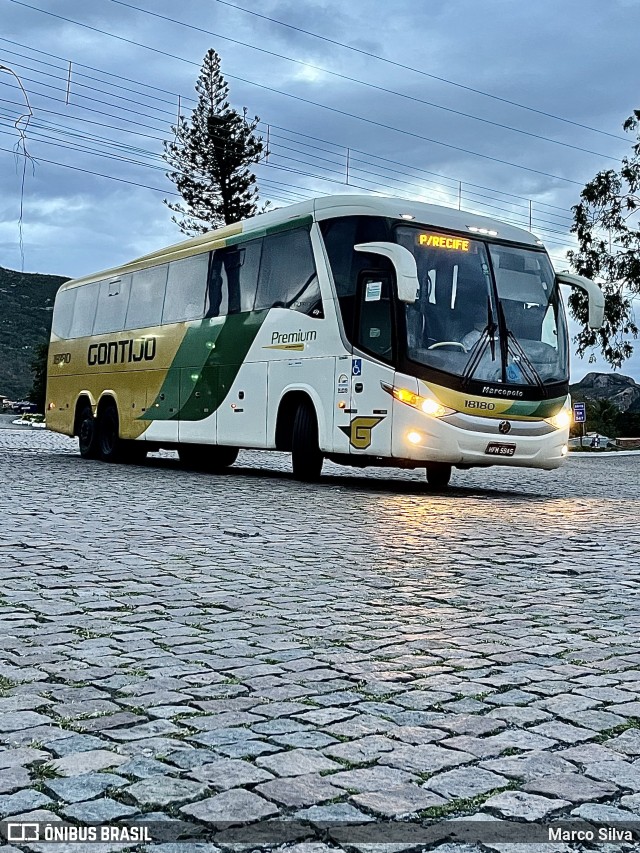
[352, 358, 362, 376]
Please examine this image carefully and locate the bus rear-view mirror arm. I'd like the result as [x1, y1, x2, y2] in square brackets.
[354, 242, 418, 303]
[556, 271, 605, 330]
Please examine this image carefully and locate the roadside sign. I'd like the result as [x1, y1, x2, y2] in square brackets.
[573, 402, 586, 423]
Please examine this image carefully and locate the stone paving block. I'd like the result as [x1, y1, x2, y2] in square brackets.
[534, 694, 600, 716]
[62, 797, 139, 822]
[254, 772, 342, 807]
[329, 765, 417, 792]
[0, 788, 53, 816]
[571, 802, 639, 823]
[104, 719, 183, 741]
[608, 702, 640, 718]
[523, 773, 618, 802]
[443, 716, 506, 737]
[529, 721, 596, 744]
[125, 775, 208, 807]
[295, 707, 357, 725]
[163, 748, 220, 770]
[438, 735, 504, 759]
[392, 726, 447, 744]
[180, 788, 278, 825]
[609, 729, 640, 756]
[0, 746, 49, 768]
[45, 772, 128, 803]
[620, 794, 640, 814]
[483, 790, 571, 820]
[46, 734, 109, 756]
[558, 743, 624, 765]
[256, 748, 340, 777]
[214, 739, 282, 759]
[0, 711, 53, 732]
[570, 709, 627, 731]
[425, 767, 509, 799]
[324, 715, 397, 738]
[351, 784, 446, 817]
[0, 764, 30, 794]
[379, 743, 474, 775]
[484, 689, 537, 706]
[271, 731, 338, 749]
[582, 759, 640, 791]
[479, 752, 577, 782]
[117, 756, 175, 779]
[486, 706, 552, 726]
[323, 735, 396, 764]
[190, 758, 274, 789]
[295, 802, 374, 823]
[50, 749, 128, 776]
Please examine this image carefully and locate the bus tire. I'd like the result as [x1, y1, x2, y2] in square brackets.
[292, 402, 323, 482]
[426, 462, 452, 489]
[97, 402, 123, 463]
[77, 404, 99, 459]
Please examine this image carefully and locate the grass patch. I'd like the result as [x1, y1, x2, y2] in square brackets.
[31, 761, 61, 781]
[0, 675, 19, 695]
[418, 783, 518, 819]
[72, 627, 102, 640]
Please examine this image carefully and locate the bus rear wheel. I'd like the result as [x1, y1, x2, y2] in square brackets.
[291, 402, 323, 482]
[78, 404, 99, 459]
[179, 444, 238, 472]
[426, 462, 452, 489]
[97, 402, 123, 463]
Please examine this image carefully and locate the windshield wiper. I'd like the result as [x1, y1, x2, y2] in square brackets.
[461, 296, 498, 386]
[498, 302, 546, 394]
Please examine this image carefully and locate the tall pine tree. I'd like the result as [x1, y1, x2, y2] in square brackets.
[164, 49, 265, 235]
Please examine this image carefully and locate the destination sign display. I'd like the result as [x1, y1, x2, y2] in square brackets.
[417, 233, 471, 252]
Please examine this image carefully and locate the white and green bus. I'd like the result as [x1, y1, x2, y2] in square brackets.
[46, 194, 604, 487]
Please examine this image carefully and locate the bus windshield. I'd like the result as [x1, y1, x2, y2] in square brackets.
[396, 226, 568, 386]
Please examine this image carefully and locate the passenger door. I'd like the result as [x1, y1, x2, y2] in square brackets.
[347, 272, 395, 459]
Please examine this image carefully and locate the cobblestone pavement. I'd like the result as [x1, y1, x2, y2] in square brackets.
[1, 423, 639, 853]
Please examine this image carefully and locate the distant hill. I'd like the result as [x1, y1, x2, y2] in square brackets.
[570, 372, 640, 412]
[0, 266, 69, 399]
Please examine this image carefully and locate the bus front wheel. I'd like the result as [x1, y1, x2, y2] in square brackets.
[291, 402, 323, 482]
[426, 462, 452, 489]
[78, 405, 99, 459]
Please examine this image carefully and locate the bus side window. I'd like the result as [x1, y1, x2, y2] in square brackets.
[254, 228, 321, 315]
[209, 239, 262, 316]
[126, 264, 168, 330]
[68, 282, 99, 339]
[163, 253, 209, 324]
[93, 275, 131, 334]
[52, 288, 77, 340]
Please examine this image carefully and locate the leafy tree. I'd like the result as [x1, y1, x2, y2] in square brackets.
[28, 341, 48, 413]
[568, 110, 640, 366]
[163, 49, 265, 235]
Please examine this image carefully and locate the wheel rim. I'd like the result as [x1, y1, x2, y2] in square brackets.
[79, 419, 93, 448]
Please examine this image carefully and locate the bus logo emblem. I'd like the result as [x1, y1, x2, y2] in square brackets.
[339, 416, 383, 449]
[499, 420, 512, 435]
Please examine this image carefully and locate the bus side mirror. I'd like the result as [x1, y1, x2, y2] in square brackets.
[354, 242, 418, 303]
[556, 271, 605, 330]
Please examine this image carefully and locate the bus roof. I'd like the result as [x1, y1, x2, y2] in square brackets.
[62, 194, 543, 289]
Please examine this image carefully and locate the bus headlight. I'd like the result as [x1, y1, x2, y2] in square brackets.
[390, 386, 454, 418]
[545, 408, 572, 430]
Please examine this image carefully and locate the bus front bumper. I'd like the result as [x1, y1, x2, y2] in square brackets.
[392, 407, 569, 471]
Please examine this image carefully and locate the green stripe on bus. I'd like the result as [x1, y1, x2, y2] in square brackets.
[141, 310, 269, 422]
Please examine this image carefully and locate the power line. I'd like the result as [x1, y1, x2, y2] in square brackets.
[4, 1, 591, 186]
[210, 0, 629, 145]
[0, 37, 586, 213]
[102, 0, 619, 163]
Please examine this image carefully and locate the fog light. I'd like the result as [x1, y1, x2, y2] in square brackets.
[561, 444, 568, 456]
[407, 431, 421, 445]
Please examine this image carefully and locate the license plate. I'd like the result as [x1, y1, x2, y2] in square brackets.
[485, 442, 516, 457]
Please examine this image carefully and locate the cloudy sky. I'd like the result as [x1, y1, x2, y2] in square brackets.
[1, 0, 639, 381]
